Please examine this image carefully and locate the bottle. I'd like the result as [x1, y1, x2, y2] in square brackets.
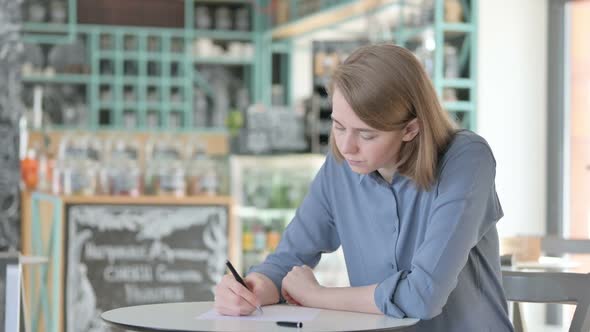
[414, 29, 435, 78]
[61, 160, 73, 195]
[143, 161, 158, 195]
[201, 166, 219, 196]
[50, 0, 67, 24]
[242, 222, 254, 252]
[28, 0, 46, 22]
[52, 160, 63, 194]
[186, 142, 209, 196]
[21, 149, 39, 190]
[36, 134, 53, 192]
[234, 7, 250, 31]
[253, 222, 266, 252]
[266, 220, 281, 251]
[445, 0, 463, 23]
[111, 160, 141, 196]
[156, 160, 186, 197]
[212, 81, 229, 128]
[269, 172, 284, 208]
[186, 161, 205, 196]
[193, 88, 208, 127]
[214, 6, 232, 30]
[195, 5, 212, 30]
[80, 160, 97, 196]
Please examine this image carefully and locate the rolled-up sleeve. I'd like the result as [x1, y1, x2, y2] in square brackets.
[375, 141, 503, 319]
[248, 157, 340, 294]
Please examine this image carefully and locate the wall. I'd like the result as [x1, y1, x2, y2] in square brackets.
[477, 0, 548, 237]
[0, 0, 23, 250]
[568, 2, 590, 239]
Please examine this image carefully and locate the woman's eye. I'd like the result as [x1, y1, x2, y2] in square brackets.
[360, 135, 376, 141]
[334, 125, 345, 131]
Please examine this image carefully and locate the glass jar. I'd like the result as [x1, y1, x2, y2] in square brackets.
[156, 162, 186, 197]
[109, 160, 142, 196]
[444, 45, 459, 78]
[195, 5, 212, 29]
[200, 167, 219, 196]
[62, 160, 93, 195]
[214, 6, 232, 30]
[186, 159, 209, 196]
[97, 163, 110, 195]
[234, 7, 250, 31]
[81, 161, 98, 196]
[143, 162, 159, 195]
[445, 0, 463, 23]
[50, 0, 67, 24]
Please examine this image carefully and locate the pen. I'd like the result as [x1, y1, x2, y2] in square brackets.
[276, 321, 303, 328]
[225, 260, 263, 315]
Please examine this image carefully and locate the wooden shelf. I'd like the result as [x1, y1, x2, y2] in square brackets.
[271, 0, 398, 40]
[24, 191, 233, 206]
[58, 194, 233, 206]
[193, 56, 253, 65]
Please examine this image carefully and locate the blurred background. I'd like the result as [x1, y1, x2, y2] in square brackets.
[0, 0, 588, 331]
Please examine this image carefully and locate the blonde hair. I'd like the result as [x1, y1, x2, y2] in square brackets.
[327, 43, 457, 190]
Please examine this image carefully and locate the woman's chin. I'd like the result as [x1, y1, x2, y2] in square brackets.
[348, 164, 372, 174]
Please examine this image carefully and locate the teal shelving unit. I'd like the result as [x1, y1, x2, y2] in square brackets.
[21, 0, 260, 132]
[21, 0, 477, 130]
[264, 0, 478, 130]
[22, 0, 77, 44]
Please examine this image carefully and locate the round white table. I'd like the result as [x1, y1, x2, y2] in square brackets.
[101, 301, 419, 332]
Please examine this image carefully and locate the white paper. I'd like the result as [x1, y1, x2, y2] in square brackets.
[197, 304, 320, 322]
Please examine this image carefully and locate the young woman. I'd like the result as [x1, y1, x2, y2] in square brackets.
[214, 44, 513, 331]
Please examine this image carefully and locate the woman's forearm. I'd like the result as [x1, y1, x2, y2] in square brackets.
[306, 284, 383, 314]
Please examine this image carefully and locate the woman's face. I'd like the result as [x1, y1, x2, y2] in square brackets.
[331, 88, 405, 175]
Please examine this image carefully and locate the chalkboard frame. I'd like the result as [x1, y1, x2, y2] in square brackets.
[63, 201, 232, 332]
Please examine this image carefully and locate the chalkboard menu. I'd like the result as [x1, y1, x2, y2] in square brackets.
[65, 204, 228, 332]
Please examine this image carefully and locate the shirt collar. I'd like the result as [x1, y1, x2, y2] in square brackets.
[358, 174, 366, 184]
[358, 171, 393, 186]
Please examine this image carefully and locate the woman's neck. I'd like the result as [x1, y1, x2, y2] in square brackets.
[377, 167, 396, 184]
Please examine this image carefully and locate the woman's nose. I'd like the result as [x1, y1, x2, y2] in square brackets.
[340, 133, 357, 154]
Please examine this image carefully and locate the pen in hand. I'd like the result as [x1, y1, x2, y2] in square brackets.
[225, 260, 264, 315]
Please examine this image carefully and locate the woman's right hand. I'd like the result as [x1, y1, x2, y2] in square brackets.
[213, 272, 279, 316]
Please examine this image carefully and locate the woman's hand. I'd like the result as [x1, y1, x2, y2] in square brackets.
[281, 265, 323, 306]
[214, 272, 279, 316]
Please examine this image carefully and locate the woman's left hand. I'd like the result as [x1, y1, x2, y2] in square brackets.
[281, 265, 323, 306]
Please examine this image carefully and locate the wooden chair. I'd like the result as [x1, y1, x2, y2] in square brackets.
[502, 270, 590, 332]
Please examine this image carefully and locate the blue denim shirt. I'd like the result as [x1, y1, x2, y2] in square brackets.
[249, 130, 513, 331]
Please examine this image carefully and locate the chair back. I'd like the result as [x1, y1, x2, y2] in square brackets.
[502, 270, 590, 332]
[541, 237, 590, 255]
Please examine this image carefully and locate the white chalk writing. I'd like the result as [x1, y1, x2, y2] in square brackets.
[103, 264, 153, 283]
[124, 284, 184, 304]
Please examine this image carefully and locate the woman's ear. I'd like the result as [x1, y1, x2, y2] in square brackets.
[402, 118, 420, 142]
